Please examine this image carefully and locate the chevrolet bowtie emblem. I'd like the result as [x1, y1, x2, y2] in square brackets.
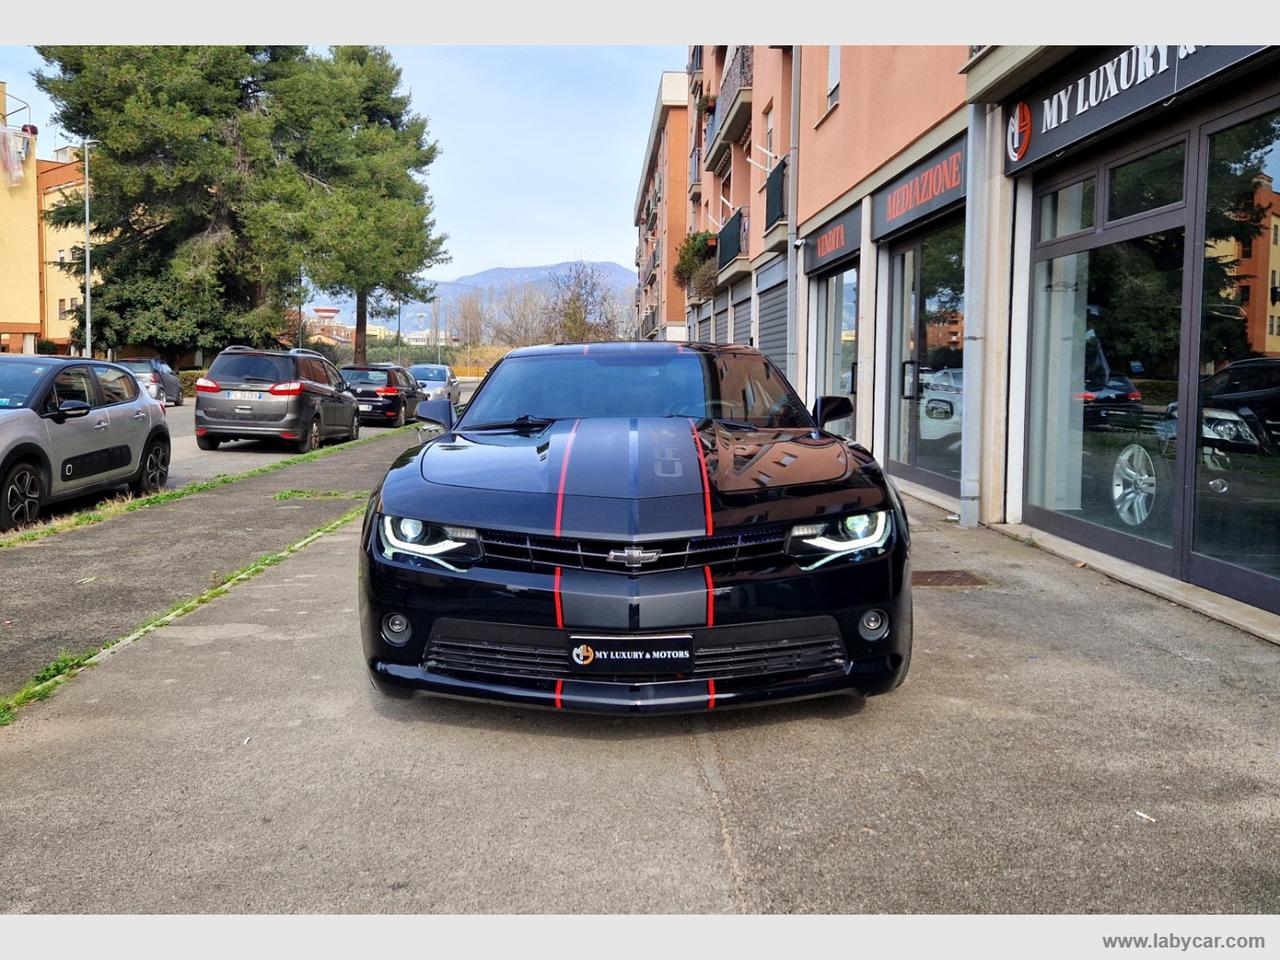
[607, 546, 663, 568]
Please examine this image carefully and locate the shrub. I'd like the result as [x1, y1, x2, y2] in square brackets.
[674, 231, 717, 290]
[36, 339, 60, 355]
[178, 368, 208, 396]
[690, 258, 719, 301]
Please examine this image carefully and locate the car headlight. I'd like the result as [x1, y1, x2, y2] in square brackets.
[787, 510, 892, 569]
[380, 515, 481, 568]
[431, 387, 445, 397]
[1202, 408, 1258, 446]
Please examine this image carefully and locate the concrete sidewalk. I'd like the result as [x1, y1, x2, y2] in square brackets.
[1, 498, 1277, 913]
[0, 429, 418, 695]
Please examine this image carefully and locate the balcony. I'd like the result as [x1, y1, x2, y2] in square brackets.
[687, 46, 703, 83]
[716, 208, 750, 284]
[642, 248, 659, 285]
[688, 145, 701, 200]
[763, 156, 788, 253]
[641, 307, 659, 340]
[705, 46, 753, 171]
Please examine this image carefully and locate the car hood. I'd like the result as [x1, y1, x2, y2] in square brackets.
[376, 417, 889, 540]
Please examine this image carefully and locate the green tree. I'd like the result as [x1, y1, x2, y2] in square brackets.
[296, 46, 448, 364]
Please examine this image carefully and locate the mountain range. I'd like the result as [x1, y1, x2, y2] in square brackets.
[310, 261, 637, 330]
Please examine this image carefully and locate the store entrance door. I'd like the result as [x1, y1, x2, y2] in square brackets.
[887, 218, 966, 493]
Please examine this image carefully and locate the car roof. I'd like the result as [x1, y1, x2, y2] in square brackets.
[0, 354, 105, 367]
[503, 341, 761, 360]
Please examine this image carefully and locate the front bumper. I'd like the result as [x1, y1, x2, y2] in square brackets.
[360, 517, 912, 715]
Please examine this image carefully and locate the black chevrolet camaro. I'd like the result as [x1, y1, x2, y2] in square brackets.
[359, 341, 912, 714]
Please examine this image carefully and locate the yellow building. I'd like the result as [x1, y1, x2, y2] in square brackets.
[0, 81, 42, 353]
[38, 145, 87, 350]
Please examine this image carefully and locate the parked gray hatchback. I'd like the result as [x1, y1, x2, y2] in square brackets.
[194, 346, 360, 452]
[0, 355, 170, 531]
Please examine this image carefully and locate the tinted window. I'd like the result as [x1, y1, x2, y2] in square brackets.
[343, 368, 390, 385]
[48, 366, 96, 409]
[208, 353, 293, 384]
[0, 362, 54, 408]
[94, 365, 139, 404]
[1108, 142, 1185, 220]
[297, 359, 326, 383]
[462, 352, 812, 427]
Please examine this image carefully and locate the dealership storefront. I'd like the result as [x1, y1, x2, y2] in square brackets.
[1000, 45, 1280, 614]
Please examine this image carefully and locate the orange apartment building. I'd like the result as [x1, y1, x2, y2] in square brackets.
[37, 145, 88, 352]
[632, 72, 687, 340]
[646, 45, 1280, 619]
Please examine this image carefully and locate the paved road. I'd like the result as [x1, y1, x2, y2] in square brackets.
[2, 499, 1277, 913]
[167, 380, 478, 486]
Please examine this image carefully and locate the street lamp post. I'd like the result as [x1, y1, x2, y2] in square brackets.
[82, 137, 97, 358]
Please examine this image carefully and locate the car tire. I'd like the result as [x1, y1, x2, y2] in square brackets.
[174, 389, 184, 407]
[0, 460, 44, 532]
[1110, 441, 1173, 532]
[393, 401, 405, 428]
[296, 416, 321, 454]
[368, 670, 415, 700]
[348, 414, 361, 443]
[157, 388, 167, 407]
[196, 435, 221, 451]
[130, 436, 170, 496]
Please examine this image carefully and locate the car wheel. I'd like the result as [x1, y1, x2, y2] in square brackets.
[1111, 442, 1171, 530]
[393, 401, 405, 428]
[296, 416, 321, 454]
[368, 670, 415, 700]
[348, 413, 361, 442]
[0, 461, 44, 532]
[196, 435, 221, 451]
[174, 389, 184, 407]
[130, 437, 170, 496]
[157, 388, 167, 407]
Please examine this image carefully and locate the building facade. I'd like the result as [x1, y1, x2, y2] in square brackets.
[0, 81, 42, 354]
[648, 45, 1280, 620]
[37, 145, 87, 351]
[633, 72, 689, 341]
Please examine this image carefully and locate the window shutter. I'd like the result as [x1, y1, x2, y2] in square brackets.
[827, 45, 841, 93]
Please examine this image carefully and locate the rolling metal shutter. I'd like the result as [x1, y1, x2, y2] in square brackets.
[731, 292, 752, 344]
[714, 308, 728, 343]
[757, 284, 787, 368]
[698, 318, 712, 342]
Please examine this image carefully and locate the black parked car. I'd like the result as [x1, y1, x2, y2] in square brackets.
[340, 364, 425, 427]
[195, 347, 359, 452]
[359, 341, 912, 714]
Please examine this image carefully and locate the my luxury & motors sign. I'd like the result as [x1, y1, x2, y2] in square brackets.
[1003, 45, 1268, 174]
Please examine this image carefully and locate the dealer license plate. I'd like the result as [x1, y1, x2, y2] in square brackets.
[568, 634, 694, 674]
[226, 390, 263, 401]
[358, 403, 373, 411]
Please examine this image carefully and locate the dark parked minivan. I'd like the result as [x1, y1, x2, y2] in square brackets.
[194, 347, 360, 452]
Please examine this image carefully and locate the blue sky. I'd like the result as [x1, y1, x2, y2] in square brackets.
[0, 44, 684, 279]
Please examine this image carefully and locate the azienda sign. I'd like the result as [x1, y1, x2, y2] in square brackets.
[1003, 45, 1268, 173]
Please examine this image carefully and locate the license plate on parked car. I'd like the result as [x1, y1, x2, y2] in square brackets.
[358, 403, 372, 411]
[226, 390, 263, 401]
[567, 634, 694, 673]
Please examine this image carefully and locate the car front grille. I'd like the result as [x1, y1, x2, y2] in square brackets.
[424, 619, 847, 684]
[476, 526, 790, 574]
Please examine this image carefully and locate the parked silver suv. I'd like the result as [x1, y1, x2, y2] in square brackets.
[194, 347, 360, 452]
[0, 355, 170, 531]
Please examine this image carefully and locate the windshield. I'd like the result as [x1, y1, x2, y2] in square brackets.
[208, 353, 293, 383]
[119, 361, 154, 373]
[410, 365, 446, 381]
[460, 352, 812, 428]
[0, 362, 52, 409]
[343, 368, 390, 385]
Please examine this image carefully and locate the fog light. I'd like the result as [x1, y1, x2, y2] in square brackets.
[382, 612, 412, 645]
[858, 608, 889, 641]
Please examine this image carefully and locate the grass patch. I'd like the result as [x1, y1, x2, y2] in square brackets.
[272, 488, 371, 502]
[0, 504, 365, 728]
[0, 426, 413, 550]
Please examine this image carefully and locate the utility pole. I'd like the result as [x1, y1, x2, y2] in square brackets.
[82, 137, 93, 358]
[431, 299, 442, 365]
[397, 299, 403, 367]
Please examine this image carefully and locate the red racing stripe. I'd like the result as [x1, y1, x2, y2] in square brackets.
[554, 566, 564, 629]
[554, 419, 582, 537]
[688, 419, 713, 535]
[555, 678, 564, 709]
[707, 678, 716, 709]
[704, 564, 714, 627]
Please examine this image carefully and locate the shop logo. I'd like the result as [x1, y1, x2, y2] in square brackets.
[1007, 101, 1032, 162]
[572, 644, 595, 666]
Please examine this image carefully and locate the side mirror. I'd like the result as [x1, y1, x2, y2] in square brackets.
[813, 395, 853, 429]
[415, 397, 455, 430]
[46, 399, 92, 423]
